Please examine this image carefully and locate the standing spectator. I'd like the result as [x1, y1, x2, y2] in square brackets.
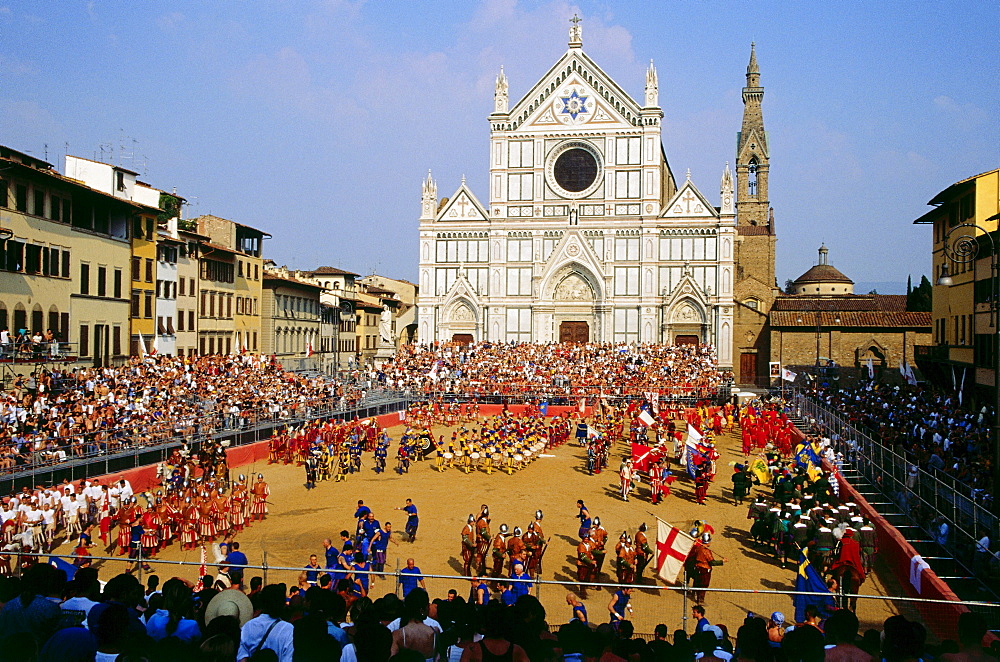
[237, 584, 293, 662]
[225, 542, 248, 587]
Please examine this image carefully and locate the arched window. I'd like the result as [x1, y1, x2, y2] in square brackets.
[748, 159, 758, 196]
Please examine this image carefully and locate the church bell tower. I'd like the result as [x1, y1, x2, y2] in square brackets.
[732, 43, 778, 385]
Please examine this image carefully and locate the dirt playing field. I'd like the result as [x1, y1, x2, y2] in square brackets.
[64, 420, 908, 634]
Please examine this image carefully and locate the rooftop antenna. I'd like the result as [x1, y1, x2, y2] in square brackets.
[43, 143, 48, 161]
[63, 142, 69, 171]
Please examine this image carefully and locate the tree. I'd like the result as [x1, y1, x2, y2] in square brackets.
[907, 275, 932, 311]
[783, 279, 796, 294]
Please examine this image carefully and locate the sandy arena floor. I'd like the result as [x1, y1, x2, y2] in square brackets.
[65, 420, 908, 634]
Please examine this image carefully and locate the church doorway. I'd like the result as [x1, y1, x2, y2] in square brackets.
[559, 321, 590, 343]
[675, 335, 699, 346]
[451, 334, 474, 346]
[739, 352, 758, 385]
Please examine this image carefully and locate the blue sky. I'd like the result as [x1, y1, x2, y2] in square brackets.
[2, 1, 997, 292]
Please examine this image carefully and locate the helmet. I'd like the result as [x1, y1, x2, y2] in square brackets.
[528, 522, 535, 531]
[535, 509, 543, 520]
[257, 474, 263, 480]
[593, 517, 601, 527]
[481, 505, 489, 516]
[770, 612, 785, 625]
[239, 474, 246, 482]
[513, 526, 522, 536]
[499, 524, 509, 535]
[184, 497, 191, 504]
[638, 522, 647, 532]
[701, 532, 712, 544]
[620, 531, 628, 541]
[467, 514, 475, 524]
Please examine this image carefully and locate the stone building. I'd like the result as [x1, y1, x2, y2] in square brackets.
[770, 246, 931, 380]
[358, 274, 418, 348]
[913, 168, 1000, 403]
[300, 266, 360, 371]
[416, 21, 780, 378]
[261, 265, 326, 370]
[1, 145, 154, 367]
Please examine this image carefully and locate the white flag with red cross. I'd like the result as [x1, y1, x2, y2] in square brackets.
[656, 519, 696, 585]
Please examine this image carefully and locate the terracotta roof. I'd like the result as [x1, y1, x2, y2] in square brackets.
[793, 264, 853, 284]
[263, 272, 324, 290]
[737, 225, 774, 236]
[365, 286, 396, 296]
[928, 168, 1000, 205]
[308, 266, 359, 277]
[772, 294, 908, 312]
[771, 310, 931, 328]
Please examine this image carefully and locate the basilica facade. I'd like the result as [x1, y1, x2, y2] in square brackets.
[416, 21, 777, 378]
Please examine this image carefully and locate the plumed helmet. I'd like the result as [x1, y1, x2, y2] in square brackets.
[499, 523, 509, 535]
[535, 509, 543, 520]
[513, 526, 522, 536]
[593, 516, 601, 527]
[701, 532, 712, 544]
[467, 514, 475, 524]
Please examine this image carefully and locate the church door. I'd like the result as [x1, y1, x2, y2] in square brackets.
[739, 352, 758, 385]
[451, 334, 474, 346]
[675, 335, 699, 346]
[559, 321, 590, 343]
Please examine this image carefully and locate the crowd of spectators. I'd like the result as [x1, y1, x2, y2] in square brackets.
[0, 354, 367, 475]
[811, 384, 995, 504]
[0, 561, 994, 662]
[378, 343, 729, 398]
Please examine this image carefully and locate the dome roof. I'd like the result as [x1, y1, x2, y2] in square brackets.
[793, 263, 853, 284]
[793, 244, 853, 284]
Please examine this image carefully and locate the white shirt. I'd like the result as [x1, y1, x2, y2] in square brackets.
[238, 614, 294, 662]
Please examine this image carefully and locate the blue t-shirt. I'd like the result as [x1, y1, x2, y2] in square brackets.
[695, 617, 711, 632]
[501, 589, 516, 606]
[362, 519, 380, 540]
[510, 572, 531, 599]
[324, 547, 338, 569]
[400, 566, 423, 596]
[225, 551, 248, 566]
[145, 610, 201, 643]
[372, 530, 390, 552]
[403, 504, 418, 522]
[354, 506, 372, 520]
[571, 603, 587, 623]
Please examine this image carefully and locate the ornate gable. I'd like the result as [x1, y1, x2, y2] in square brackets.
[737, 127, 769, 162]
[538, 229, 607, 299]
[661, 178, 719, 219]
[436, 181, 488, 222]
[503, 51, 644, 132]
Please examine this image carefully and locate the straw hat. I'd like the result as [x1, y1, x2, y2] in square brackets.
[205, 589, 253, 626]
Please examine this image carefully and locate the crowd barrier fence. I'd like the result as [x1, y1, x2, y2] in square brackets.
[8, 551, 998, 644]
[792, 394, 998, 587]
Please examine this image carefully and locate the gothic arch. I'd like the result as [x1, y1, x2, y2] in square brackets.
[445, 298, 478, 325]
[541, 261, 603, 302]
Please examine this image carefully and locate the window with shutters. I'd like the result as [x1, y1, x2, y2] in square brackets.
[80, 263, 90, 295]
[97, 267, 107, 297]
[79, 325, 90, 356]
[144, 291, 153, 318]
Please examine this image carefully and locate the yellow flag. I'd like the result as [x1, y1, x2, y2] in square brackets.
[749, 455, 770, 484]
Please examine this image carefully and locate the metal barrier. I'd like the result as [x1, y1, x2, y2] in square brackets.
[11, 551, 998, 641]
[793, 393, 999, 587]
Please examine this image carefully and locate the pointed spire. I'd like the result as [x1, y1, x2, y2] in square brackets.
[721, 162, 733, 189]
[747, 41, 759, 75]
[461, 174, 466, 185]
[685, 168, 691, 181]
[720, 162, 734, 215]
[494, 65, 509, 114]
[644, 59, 658, 107]
[420, 169, 437, 220]
[568, 13, 582, 48]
